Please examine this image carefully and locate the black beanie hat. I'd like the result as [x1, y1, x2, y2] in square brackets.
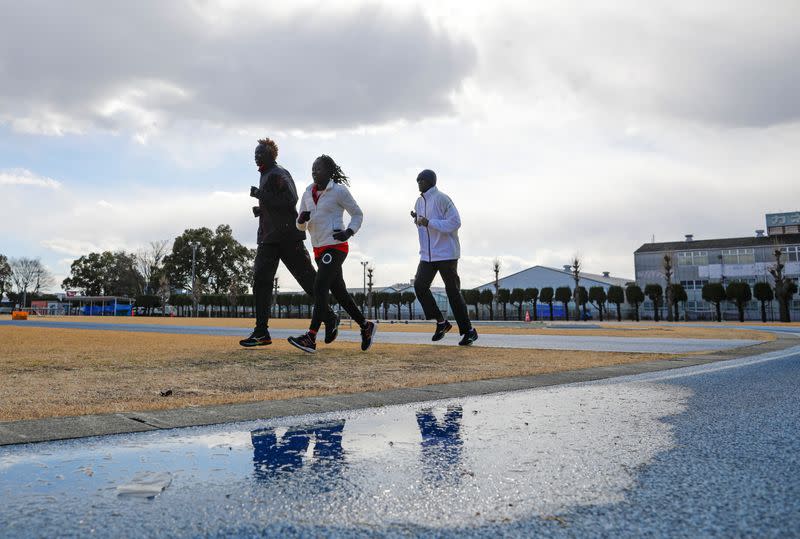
[417, 169, 437, 185]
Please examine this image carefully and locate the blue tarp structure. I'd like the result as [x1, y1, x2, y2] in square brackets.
[81, 304, 132, 316]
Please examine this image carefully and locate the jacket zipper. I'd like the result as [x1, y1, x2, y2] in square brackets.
[423, 194, 431, 261]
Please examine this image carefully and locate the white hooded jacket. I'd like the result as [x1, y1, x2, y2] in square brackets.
[414, 186, 461, 262]
[296, 181, 363, 248]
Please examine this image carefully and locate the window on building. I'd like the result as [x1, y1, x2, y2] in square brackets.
[685, 300, 711, 311]
[721, 248, 755, 264]
[677, 251, 709, 266]
[680, 280, 708, 290]
[780, 246, 800, 262]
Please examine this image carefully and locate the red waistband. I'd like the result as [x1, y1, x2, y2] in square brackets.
[314, 243, 349, 259]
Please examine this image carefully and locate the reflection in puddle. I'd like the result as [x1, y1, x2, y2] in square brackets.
[0, 380, 690, 535]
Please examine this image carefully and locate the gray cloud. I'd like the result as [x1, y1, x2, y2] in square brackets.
[480, 2, 800, 128]
[0, 1, 476, 135]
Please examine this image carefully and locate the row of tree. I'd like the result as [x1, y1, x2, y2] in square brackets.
[0, 254, 55, 306]
[59, 224, 254, 301]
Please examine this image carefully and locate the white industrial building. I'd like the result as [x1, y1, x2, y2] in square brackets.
[475, 265, 634, 320]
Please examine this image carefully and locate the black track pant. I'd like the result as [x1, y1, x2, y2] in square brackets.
[253, 240, 332, 332]
[310, 248, 366, 331]
[414, 259, 472, 335]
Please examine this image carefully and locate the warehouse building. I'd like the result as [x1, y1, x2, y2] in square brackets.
[475, 265, 633, 320]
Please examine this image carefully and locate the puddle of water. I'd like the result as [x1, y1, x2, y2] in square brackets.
[0, 379, 690, 535]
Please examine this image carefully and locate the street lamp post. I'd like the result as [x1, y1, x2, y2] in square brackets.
[273, 277, 279, 318]
[190, 241, 199, 317]
[366, 266, 374, 319]
[360, 261, 368, 317]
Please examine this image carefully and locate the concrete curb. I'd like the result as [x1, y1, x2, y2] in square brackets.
[1, 334, 797, 447]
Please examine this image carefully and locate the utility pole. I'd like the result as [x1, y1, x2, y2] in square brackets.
[663, 253, 674, 322]
[273, 277, 279, 318]
[367, 266, 374, 319]
[571, 256, 581, 321]
[361, 260, 369, 317]
[493, 258, 500, 320]
[190, 241, 198, 317]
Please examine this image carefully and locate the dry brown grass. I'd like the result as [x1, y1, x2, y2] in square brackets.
[0, 326, 686, 422]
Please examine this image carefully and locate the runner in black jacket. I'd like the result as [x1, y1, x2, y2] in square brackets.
[239, 138, 336, 347]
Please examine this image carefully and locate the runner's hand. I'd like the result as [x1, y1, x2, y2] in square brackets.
[298, 211, 311, 224]
[416, 215, 429, 227]
[332, 228, 354, 241]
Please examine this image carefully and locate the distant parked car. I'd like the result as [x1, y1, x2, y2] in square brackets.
[0, 301, 16, 314]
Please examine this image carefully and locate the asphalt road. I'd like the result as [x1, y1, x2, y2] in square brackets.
[1, 342, 798, 538]
[0, 319, 760, 353]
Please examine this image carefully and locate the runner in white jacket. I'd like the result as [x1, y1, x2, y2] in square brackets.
[287, 155, 377, 353]
[411, 169, 478, 345]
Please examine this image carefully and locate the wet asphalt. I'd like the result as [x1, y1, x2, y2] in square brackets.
[1, 343, 798, 538]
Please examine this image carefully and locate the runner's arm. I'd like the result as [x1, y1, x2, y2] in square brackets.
[340, 187, 363, 234]
[427, 198, 461, 233]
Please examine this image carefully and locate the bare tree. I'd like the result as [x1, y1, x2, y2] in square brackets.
[157, 274, 171, 316]
[570, 255, 582, 320]
[663, 253, 674, 322]
[135, 240, 169, 294]
[10, 258, 52, 307]
[769, 249, 796, 322]
[493, 258, 501, 317]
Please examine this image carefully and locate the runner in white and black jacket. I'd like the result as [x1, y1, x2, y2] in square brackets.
[287, 155, 377, 353]
[411, 169, 478, 345]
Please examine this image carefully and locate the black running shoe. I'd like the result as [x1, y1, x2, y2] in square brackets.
[360, 321, 377, 351]
[432, 320, 452, 342]
[288, 332, 317, 353]
[458, 328, 478, 346]
[239, 330, 272, 347]
[324, 314, 340, 344]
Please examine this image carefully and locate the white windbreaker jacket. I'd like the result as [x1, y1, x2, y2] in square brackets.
[414, 186, 461, 262]
[296, 181, 363, 248]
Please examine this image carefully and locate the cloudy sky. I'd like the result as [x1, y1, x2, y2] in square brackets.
[2, 0, 799, 292]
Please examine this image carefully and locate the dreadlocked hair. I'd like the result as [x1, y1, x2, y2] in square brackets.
[317, 154, 350, 185]
[257, 138, 279, 161]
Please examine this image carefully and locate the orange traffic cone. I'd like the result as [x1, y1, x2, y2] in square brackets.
[525, 310, 531, 322]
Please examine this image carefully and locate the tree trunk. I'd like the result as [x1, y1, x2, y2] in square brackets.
[533, 300, 538, 321]
[715, 302, 721, 322]
[563, 303, 569, 321]
[634, 304, 640, 322]
[616, 303, 622, 322]
[549, 303, 553, 321]
[653, 301, 660, 322]
[777, 295, 791, 322]
[598, 305, 604, 322]
[761, 302, 767, 323]
[738, 303, 745, 323]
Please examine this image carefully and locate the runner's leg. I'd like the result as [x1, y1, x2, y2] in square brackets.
[438, 259, 472, 334]
[413, 261, 444, 322]
[253, 244, 280, 333]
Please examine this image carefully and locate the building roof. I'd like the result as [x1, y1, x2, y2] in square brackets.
[475, 265, 633, 290]
[62, 296, 135, 302]
[634, 233, 800, 254]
